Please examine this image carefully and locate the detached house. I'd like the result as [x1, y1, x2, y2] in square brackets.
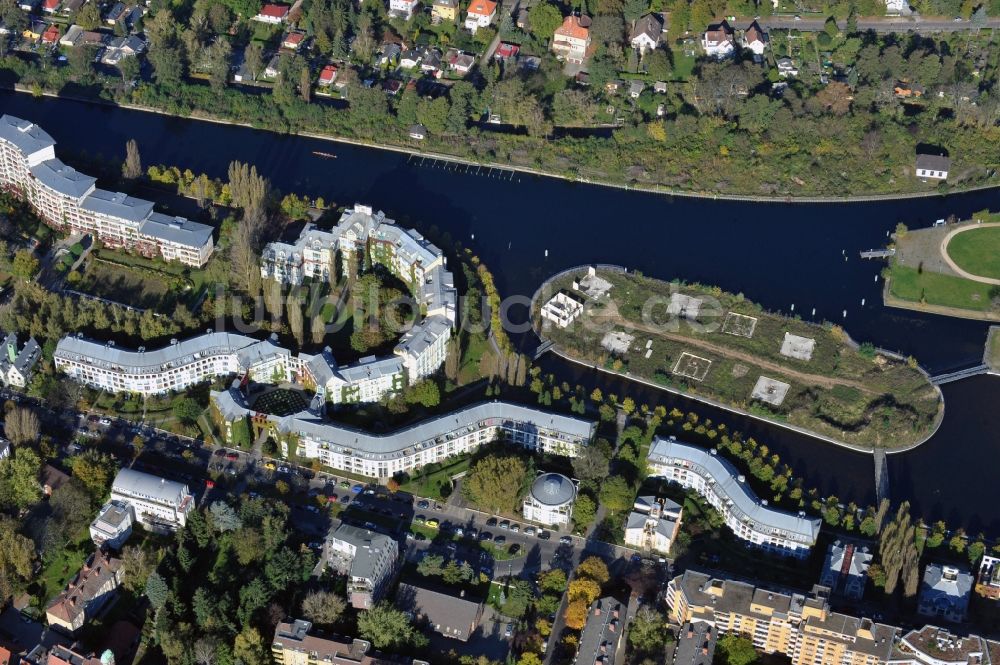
[742, 20, 767, 56]
[389, 0, 419, 19]
[431, 0, 457, 22]
[551, 15, 591, 65]
[253, 3, 289, 23]
[464, 0, 496, 33]
[629, 13, 662, 54]
[317, 64, 338, 87]
[41, 0, 60, 13]
[45, 550, 122, 634]
[281, 31, 305, 50]
[701, 21, 734, 58]
[915, 153, 950, 180]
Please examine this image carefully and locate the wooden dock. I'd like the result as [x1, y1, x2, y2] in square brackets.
[859, 248, 896, 259]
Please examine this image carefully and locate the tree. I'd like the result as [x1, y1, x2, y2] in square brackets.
[119, 545, 153, 592]
[0, 516, 34, 601]
[628, 607, 669, 654]
[461, 455, 527, 513]
[0, 447, 41, 510]
[70, 450, 117, 500]
[76, 0, 101, 29]
[528, 2, 562, 39]
[568, 578, 601, 606]
[301, 590, 346, 625]
[300, 65, 312, 102]
[716, 635, 758, 665]
[564, 598, 589, 630]
[233, 626, 270, 665]
[576, 556, 609, 584]
[209, 501, 242, 532]
[538, 568, 567, 594]
[145, 570, 170, 609]
[599, 476, 634, 514]
[4, 406, 39, 445]
[572, 493, 597, 528]
[645, 47, 672, 80]
[572, 445, 610, 484]
[357, 603, 426, 650]
[244, 41, 264, 81]
[11, 250, 38, 280]
[173, 397, 202, 424]
[123, 139, 142, 180]
[501, 579, 535, 618]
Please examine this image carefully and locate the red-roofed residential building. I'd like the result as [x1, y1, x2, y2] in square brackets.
[702, 21, 734, 58]
[0, 645, 11, 665]
[41, 0, 59, 12]
[281, 31, 304, 49]
[552, 15, 591, 64]
[45, 550, 122, 634]
[742, 20, 767, 56]
[253, 3, 289, 23]
[42, 25, 60, 43]
[318, 64, 338, 86]
[494, 42, 519, 59]
[464, 0, 496, 33]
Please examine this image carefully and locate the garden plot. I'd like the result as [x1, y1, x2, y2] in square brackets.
[751, 376, 790, 406]
[672, 352, 712, 382]
[722, 312, 758, 339]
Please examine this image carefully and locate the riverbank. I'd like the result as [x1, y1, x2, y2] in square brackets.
[10, 85, 1000, 205]
[533, 267, 944, 450]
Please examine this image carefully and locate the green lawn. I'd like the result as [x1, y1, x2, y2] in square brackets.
[946, 227, 1000, 280]
[889, 265, 994, 312]
[400, 456, 471, 499]
[671, 52, 696, 81]
[32, 532, 91, 607]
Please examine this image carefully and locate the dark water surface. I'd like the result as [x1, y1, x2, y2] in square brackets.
[3, 92, 998, 531]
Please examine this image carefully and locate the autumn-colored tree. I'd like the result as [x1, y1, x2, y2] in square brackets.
[564, 598, 589, 630]
[576, 556, 610, 585]
[568, 578, 601, 607]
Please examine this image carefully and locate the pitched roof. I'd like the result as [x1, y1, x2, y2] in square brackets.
[744, 20, 766, 45]
[139, 212, 214, 249]
[29, 159, 96, 199]
[81, 189, 155, 222]
[916, 153, 951, 171]
[112, 467, 190, 506]
[257, 3, 289, 17]
[629, 13, 662, 42]
[396, 583, 481, 641]
[555, 15, 590, 40]
[46, 550, 121, 624]
[467, 0, 496, 16]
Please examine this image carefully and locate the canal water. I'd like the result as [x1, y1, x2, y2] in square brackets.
[3, 92, 998, 531]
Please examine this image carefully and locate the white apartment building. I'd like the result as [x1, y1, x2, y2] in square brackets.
[0, 115, 214, 267]
[89, 500, 134, 550]
[327, 524, 399, 609]
[389, 0, 418, 19]
[647, 437, 821, 558]
[624, 495, 682, 555]
[522, 473, 576, 527]
[54, 331, 406, 405]
[109, 468, 193, 533]
[212, 389, 595, 479]
[394, 315, 451, 382]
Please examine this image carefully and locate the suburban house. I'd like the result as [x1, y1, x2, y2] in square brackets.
[318, 64, 338, 87]
[389, 0, 419, 20]
[109, 468, 193, 533]
[551, 15, 591, 64]
[495, 42, 519, 59]
[447, 50, 476, 74]
[915, 153, 950, 180]
[917, 564, 972, 623]
[105, 1, 128, 23]
[400, 49, 421, 69]
[281, 31, 305, 50]
[89, 501, 134, 550]
[742, 20, 767, 55]
[464, 0, 496, 33]
[431, 0, 458, 22]
[0, 332, 41, 388]
[41, 0, 60, 14]
[45, 550, 122, 634]
[776, 57, 798, 78]
[819, 540, 871, 600]
[629, 13, 662, 54]
[624, 496, 682, 555]
[253, 3, 289, 23]
[41, 24, 60, 44]
[271, 620, 430, 665]
[327, 524, 399, 610]
[629, 80, 644, 98]
[701, 21, 734, 58]
[396, 583, 483, 641]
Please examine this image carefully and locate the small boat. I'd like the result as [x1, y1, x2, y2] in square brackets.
[313, 151, 337, 159]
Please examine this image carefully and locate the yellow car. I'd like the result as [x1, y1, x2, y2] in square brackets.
[426, 519, 439, 528]
[265, 461, 276, 470]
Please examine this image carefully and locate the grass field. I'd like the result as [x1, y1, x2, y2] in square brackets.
[78, 260, 173, 309]
[889, 265, 994, 312]
[945, 227, 1000, 280]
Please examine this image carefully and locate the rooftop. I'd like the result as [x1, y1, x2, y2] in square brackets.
[112, 468, 190, 506]
[0, 115, 56, 157]
[46, 550, 121, 624]
[529, 473, 576, 506]
[29, 159, 96, 200]
[396, 583, 481, 641]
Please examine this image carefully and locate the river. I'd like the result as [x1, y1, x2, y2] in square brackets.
[2, 92, 998, 533]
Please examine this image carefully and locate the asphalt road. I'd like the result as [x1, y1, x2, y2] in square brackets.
[757, 15, 998, 32]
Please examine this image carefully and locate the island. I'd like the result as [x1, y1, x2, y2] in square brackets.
[534, 267, 943, 449]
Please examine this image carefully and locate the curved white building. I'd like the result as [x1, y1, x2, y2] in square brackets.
[646, 437, 821, 558]
[0, 115, 214, 266]
[211, 388, 595, 479]
[522, 472, 577, 526]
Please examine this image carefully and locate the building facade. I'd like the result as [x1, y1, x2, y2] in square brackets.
[820, 540, 872, 600]
[646, 437, 821, 557]
[212, 389, 595, 480]
[89, 501, 134, 550]
[327, 524, 399, 609]
[551, 15, 591, 64]
[917, 564, 972, 623]
[666, 570, 897, 665]
[624, 496, 682, 555]
[271, 620, 428, 665]
[109, 468, 193, 533]
[0, 115, 214, 267]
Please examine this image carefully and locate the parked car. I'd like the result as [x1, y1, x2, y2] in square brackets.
[508, 544, 521, 556]
[559, 536, 573, 544]
[226, 452, 239, 461]
[524, 526, 536, 536]
[426, 519, 440, 528]
[417, 500, 430, 509]
[486, 517, 497, 527]
[510, 523, 520, 533]
[499, 521, 510, 530]
[504, 624, 513, 638]
[479, 531, 493, 541]
[351, 484, 364, 493]
[494, 535, 506, 545]
[538, 530, 550, 540]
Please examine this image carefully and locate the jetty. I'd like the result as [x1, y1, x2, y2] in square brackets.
[859, 248, 896, 259]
